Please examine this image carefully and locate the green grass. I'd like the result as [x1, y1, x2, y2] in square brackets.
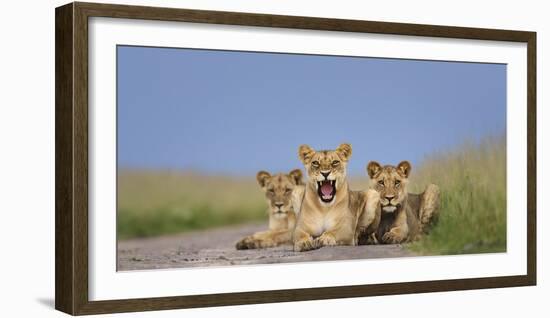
[408, 136, 506, 255]
[117, 171, 267, 240]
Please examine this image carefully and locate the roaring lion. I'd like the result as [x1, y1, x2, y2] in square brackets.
[235, 169, 303, 249]
[367, 161, 440, 244]
[293, 143, 380, 252]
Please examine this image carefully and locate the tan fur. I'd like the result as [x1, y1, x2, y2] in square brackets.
[356, 189, 382, 245]
[367, 161, 440, 244]
[235, 169, 303, 250]
[293, 144, 380, 252]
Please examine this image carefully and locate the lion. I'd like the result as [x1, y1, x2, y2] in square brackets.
[366, 161, 440, 244]
[293, 143, 381, 252]
[235, 169, 304, 250]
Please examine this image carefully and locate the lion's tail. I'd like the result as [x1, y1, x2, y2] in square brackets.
[419, 183, 440, 233]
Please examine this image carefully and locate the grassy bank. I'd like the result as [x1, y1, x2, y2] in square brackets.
[408, 136, 506, 255]
[117, 171, 266, 240]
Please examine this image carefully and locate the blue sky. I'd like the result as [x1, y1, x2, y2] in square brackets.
[117, 46, 506, 176]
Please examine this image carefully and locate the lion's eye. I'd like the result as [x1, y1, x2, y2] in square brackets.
[312, 161, 320, 168]
[332, 160, 340, 167]
[268, 188, 275, 193]
[285, 188, 292, 194]
[395, 180, 401, 187]
[378, 180, 385, 187]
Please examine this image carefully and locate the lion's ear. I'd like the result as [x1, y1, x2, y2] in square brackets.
[397, 161, 412, 178]
[298, 145, 315, 164]
[336, 143, 352, 162]
[288, 169, 303, 185]
[367, 161, 382, 179]
[256, 171, 272, 188]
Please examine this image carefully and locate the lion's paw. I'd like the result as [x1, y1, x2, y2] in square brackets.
[315, 233, 337, 247]
[294, 238, 318, 252]
[236, 237, 260, 250]
[382, 231, 405, 244]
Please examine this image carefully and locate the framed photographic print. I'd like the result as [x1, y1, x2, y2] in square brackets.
[55, 2, 536, 315]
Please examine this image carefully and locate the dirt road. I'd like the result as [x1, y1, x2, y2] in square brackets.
[117, 223, 415, 271]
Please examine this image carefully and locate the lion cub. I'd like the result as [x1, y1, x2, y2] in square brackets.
[367, 161, 440, 244]
[293, 143, 380, 252]
[235, 169, 303, 250]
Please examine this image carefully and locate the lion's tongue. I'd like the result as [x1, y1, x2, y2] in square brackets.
[320, 182, 334, 196]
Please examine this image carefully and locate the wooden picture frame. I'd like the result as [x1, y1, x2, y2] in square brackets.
[55, 2, 536, 315]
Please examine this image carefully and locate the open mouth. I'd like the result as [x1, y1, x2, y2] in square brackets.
[317, 180, 336, 203]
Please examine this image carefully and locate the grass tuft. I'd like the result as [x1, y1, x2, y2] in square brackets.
[408, 136, 506, 254]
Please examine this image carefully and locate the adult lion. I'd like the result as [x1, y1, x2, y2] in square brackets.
[293, 143, 380, 252]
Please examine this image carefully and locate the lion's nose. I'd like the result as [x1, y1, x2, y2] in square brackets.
[274, 203, 284, 209]
[321, 171, 330, 179]
[385, 195, 395, 201]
